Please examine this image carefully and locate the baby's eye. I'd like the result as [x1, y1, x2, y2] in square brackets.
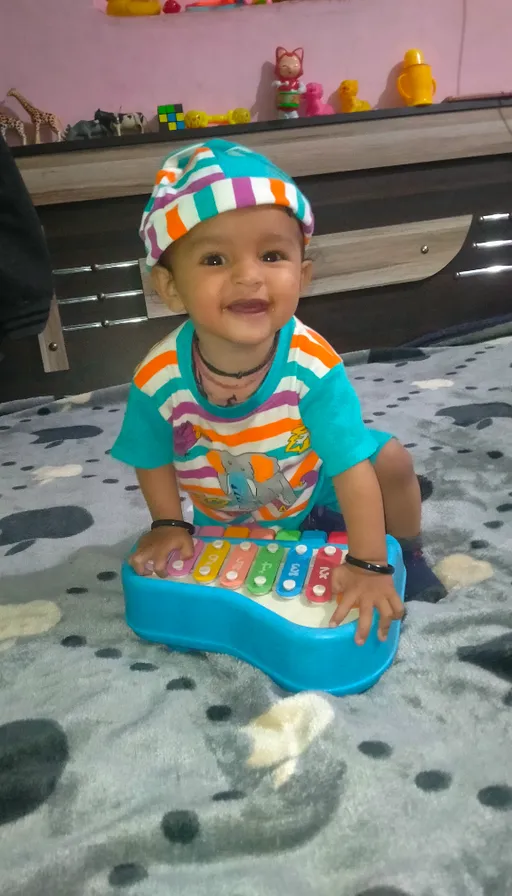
[261, 250, 285, 263]
[201, 254, 225, 266]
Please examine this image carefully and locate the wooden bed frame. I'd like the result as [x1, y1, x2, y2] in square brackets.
[3, 100, 512, 402]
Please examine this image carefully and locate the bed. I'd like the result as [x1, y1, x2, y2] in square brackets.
[1, 334, 511, 896]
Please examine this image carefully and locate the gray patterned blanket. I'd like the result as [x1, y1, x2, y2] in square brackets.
[1, 337, 511, 896]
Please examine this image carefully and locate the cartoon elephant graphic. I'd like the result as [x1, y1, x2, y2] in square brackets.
[207, 451, 296, 510]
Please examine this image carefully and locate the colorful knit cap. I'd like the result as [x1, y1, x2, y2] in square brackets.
[140, 138, 314, 267]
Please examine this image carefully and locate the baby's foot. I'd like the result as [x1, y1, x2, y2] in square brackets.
[402, 547, 447, 603]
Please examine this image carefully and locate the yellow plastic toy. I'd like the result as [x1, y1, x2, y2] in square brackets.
[184, 108, 251, 129]
[338, 81, 371, 114]
[106, 0, 161, 15]
[397, 49, 436, 107]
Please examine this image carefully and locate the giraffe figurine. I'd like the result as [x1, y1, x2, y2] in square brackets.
[0, 114, 27, 145]
[7, 89, 63, 143]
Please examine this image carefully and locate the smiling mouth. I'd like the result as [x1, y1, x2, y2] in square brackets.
[227, 300, 269, 315]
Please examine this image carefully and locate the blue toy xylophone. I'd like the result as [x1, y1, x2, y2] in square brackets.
[122, 525, 406, 696]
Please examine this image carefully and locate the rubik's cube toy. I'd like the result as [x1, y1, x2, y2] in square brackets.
[158, 104, 185, 132]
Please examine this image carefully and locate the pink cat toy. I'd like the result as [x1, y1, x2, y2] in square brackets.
[304, 83, 334, 117]
[272, 47, 306, 120]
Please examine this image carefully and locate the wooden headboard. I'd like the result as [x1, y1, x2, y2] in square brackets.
[3, 100, 512, 402]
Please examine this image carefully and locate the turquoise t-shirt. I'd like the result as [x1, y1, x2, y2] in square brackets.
[112, 317, 391, 528]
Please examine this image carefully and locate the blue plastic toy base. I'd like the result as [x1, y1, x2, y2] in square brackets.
[122, 535, 405, 696]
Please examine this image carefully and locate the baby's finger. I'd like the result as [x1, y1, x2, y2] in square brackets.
[153, 550, 172, 578]
[390, 593, 405, 620]
[329, 592, 356, 628]
[177, 534, 195, 560]
[377, 604, 394, 642]
[355, 601, 374, 646]
[129, 549, 152, 577]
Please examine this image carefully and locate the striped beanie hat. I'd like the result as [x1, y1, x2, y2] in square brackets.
[140, 138, 314, 267]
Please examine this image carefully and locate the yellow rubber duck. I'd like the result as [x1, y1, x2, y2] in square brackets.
[338, 80, 371, 114]
[397, 49, 436, 106]
[106, 0, 161, 16]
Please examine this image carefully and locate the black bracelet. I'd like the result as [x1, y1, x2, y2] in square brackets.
[345, 555, 395, 575]
[151, 519, 195, 535]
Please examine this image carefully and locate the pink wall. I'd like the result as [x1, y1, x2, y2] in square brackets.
[2, 0, 512, 135]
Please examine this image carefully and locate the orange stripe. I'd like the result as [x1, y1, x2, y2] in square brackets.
[276, 498, 310, 520]
[134, 350, 177, 388]
[290, 333, 340, 370]
[199, 417, 298, 448]
[155, 168, 177, 185]
[289, 451, 319, 488]
[305, 326, 342, 360]
[188, 499, 227, 522]
[165, 205, 188, 242]
[269, 178, 290, 208]
[182, 485, 225, 497]
[257, 498, 311, 523]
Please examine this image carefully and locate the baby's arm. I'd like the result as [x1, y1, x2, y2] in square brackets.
[330, 461, 403, 643]
[129, 464, 194, 577]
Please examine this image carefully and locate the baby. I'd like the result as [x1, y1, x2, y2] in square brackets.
[112, 139, 445, 644]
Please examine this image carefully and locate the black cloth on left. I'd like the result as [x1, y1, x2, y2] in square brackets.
[0, 135, 53, 349]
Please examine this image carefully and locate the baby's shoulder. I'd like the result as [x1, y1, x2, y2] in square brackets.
[133, 327, 183, 395]
[289, 317, 342, 382]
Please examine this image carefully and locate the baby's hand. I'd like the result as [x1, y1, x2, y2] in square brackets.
[329, 563, 404, 645]
[129, 527, 194, 579]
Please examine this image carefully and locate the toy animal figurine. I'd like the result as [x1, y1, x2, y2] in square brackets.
[397, 48, 436, 107]
[184, 108, 250, 128]
[0, 114, 27, 145]
[304, 83, 334, 117]
[95, 109, 121, 136]
[106, 0, 161, 14]
[6, 89, 63, 143]
[119, 112, 146, 134]
[64, 119, 110, 141]
[338, 80, 371, 114]
[272, 47, 305, 120]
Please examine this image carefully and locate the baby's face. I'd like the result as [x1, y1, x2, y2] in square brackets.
[166, 206, 311, 348]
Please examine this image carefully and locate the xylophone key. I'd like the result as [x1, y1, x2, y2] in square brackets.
[327, 531, 348, 545]
[193, 540, 231, 584]
[246, 542, 285, 597]
[224, 526, 250, 538]
[219, 540, 258, 589]
[301, 529, 327, 547]
[248, 526, 275, 540]
[166, 539, 204, 578]
[275, 542, 312, 598]
[275, 529, 301, 542]
[197, 526, 225, 537]
[305, 545, 343, 603]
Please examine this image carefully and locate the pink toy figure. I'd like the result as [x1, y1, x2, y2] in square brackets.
[272, 47, 306, 120]
[304, 83, 334, 117]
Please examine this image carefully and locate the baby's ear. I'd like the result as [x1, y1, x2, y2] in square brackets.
[150, 264, 186, 314]
[300, 258, 313, 294]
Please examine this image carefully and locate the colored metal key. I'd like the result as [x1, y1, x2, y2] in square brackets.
[193, 539, 231, 584]
[248, 526, 275, 540]
[224, 526, 250, 539]
[327, 531, 348, 545]
[219, 541, 258, 589]
[275, 529, 301, 542]
[166, 539, 203, 579]
[246, 543, 285, 597]
[300, 529, 327, 547]
[275, 542, 313, 598]
[305, 544, 343, 603]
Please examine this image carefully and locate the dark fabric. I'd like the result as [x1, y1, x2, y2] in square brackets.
[0, 136, 53, 346]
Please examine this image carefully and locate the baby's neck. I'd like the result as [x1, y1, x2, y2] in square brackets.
[194, 329, 276, 375]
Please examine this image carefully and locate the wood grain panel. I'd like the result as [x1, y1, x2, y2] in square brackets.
[142, 216, 472, 319]
[17, 106, 512, 206]
[37, 297, 69, 372]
